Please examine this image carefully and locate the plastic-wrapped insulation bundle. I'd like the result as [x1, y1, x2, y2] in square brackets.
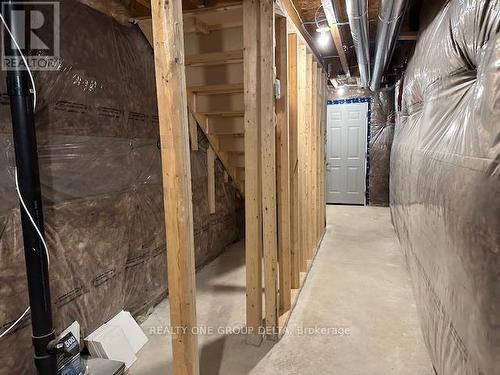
[370, 88, 395, 206]
[0, 1, 243, 374]
[390, 0, 500, 374]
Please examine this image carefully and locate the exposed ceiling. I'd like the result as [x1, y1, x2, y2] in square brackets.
[118, 0, 449, 87]
[294, 0, 422, 85]
[294, 0, 448, 86]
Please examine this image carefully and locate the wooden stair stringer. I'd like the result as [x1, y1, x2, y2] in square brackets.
[187, 96, 245, 196]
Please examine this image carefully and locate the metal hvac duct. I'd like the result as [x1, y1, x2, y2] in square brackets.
[345, 0, 370, 88]
[370, 0, 409, 91]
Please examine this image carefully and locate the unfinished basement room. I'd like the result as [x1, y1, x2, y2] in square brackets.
[0, 0, 498, 374]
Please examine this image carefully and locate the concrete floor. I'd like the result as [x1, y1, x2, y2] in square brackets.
[129, 205, 433, 375]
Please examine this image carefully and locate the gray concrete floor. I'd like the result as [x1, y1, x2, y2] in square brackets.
[129, 205, 433, 375]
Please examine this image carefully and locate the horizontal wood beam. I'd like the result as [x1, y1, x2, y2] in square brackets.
[328, 0, 350, 76]
[329, 25, 350, 76]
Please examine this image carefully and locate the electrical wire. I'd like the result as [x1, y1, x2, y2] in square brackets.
[314, 5, 325, 29]
[14, 168, 50, 267]
[0, 10, 45, 339]
[0, 307, 30, 338]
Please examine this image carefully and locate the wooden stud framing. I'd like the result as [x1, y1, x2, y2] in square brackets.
[317, 67, 322, 241]
[150, 0, 199, 373]
[305, 53, 313, 261]
[275, 15, 291, 314]
[323, 77, 326, 231]
[260, 0, 278, 329]
[310, 61, 318, 257]
[243, 0, 263, 333]
[297, 41, 308, 273]
[135, 0, 329, 358]
[319, 69, 326, 240]
[287, 32, 300, 290]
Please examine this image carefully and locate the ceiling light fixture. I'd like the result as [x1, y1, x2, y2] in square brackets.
[317, 30, 330, 48]
[316, 25, 330, 49]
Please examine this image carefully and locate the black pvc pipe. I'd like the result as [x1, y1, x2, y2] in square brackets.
[1, 1, 57, 374]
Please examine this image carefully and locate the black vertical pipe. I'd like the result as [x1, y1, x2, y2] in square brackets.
[1, 1, 57, 374]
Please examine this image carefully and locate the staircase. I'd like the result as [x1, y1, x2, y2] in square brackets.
[136, 4, 246, 195]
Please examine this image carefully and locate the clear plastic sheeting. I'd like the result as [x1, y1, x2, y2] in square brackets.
[0, 2, 243, 374]
[390, 1, 500, 374]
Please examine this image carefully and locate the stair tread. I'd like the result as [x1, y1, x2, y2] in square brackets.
[185, 50, 243, 67]
[215, 133, 244, 137]
[188, 83, 244, 95]
[198, 111, 244, 117]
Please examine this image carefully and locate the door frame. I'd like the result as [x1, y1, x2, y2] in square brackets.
[326, 97, 372, 205]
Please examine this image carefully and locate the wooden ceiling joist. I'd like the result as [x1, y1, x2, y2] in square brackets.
[329, 24, 350, 76]
[323, 0, 350, 77]
[277, 0, 324, 68]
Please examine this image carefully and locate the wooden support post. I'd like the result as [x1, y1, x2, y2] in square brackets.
[275, 16, 291, 314]
[287, 33, 300, 289]
[322, 73, 327, 233]
[260, 0, 278, 329]
[150, 0, 199, 374]
[304, 53, 313, 261]
[316, 67, 322, 242]
[243, 0, 263, 333]
[207, 146, 216, 214]
[297, 41, 308, 273]
[320, 73, 326, 234]
[310, 61, 318, 254]
[318, 69, 326, 240]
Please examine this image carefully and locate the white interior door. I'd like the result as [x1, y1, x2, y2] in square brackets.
[326, 101, 368, 205]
